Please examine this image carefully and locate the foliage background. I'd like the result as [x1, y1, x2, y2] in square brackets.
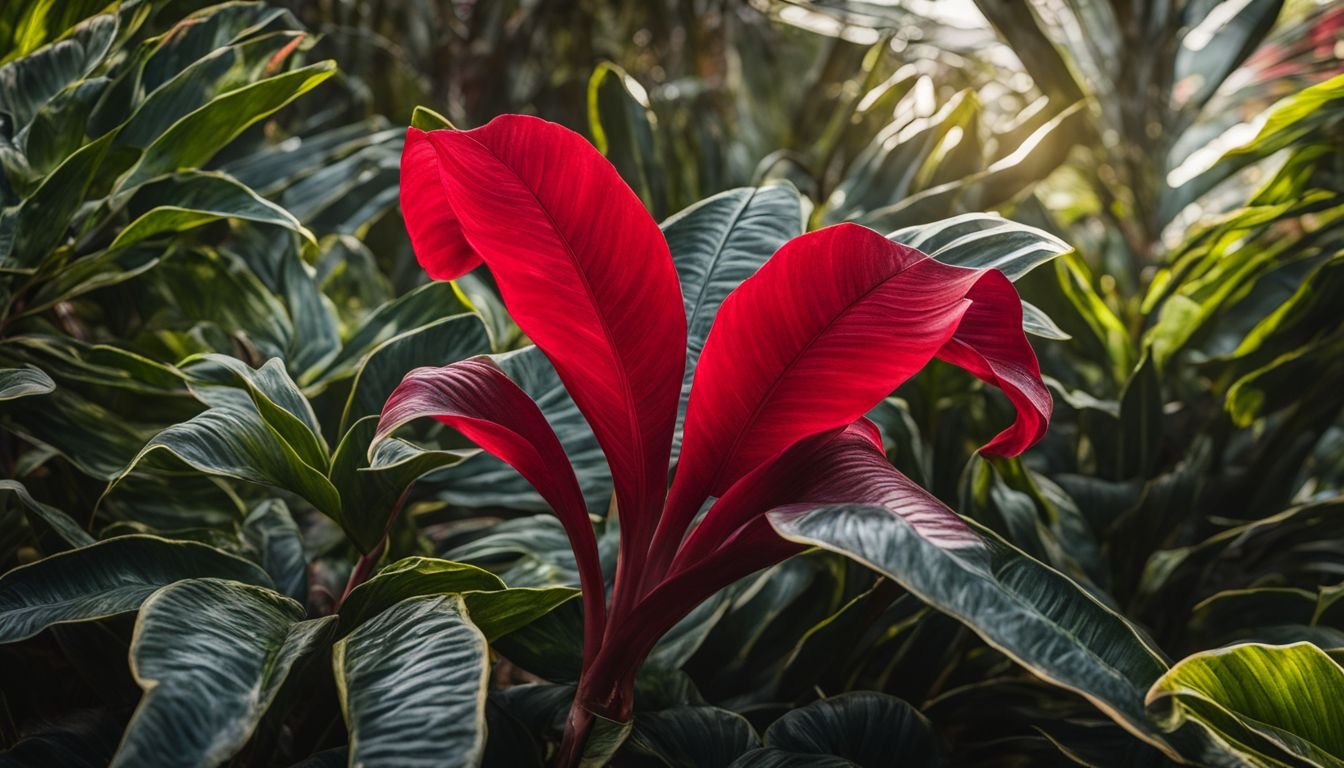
[1, 0, 1343, 766]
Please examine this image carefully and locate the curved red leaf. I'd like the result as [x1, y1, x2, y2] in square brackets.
[651, 224, 963, 573]
[651, 223, 1048, 579]
[400, 130, 480, 278]
[401, 117, 686, 554]
[935, 270, 1052, 456]
[373, 358, 604, 665]
[622, 420, 977, 675]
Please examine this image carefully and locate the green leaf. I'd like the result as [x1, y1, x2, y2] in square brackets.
[410, 104, 455, 131]
[110, 386, 341, 518]
[0, 478, 93, 551]
[311, 281, 472, 387]
[732, 692, 941, 767]
[1161, 72, 1344, 225]
[769, 505, 1178, 756]
[629, 706, 761, 768]
[888, 213, 1072, 282]
[824, 89, 980, 225]
[112, 579, 335, 768]
[325, 417, 469, 552]
[0, 535, 272, 643]
[589, 61, 668, 218]
[184, 355, 328, 470]
[1116, 351, 1163, 479]
[663, 183, 802, 461]
[111, 171, 317, 252]
[0, 11, 117, 129]
[334, 594, 489, 768]
[581, 715, 634, 768]
[117, 29, 311, 151]
[336, 312, 491, 432]
[119, 61, 336, 190]
[6, 132, 113, 268]
[242, 500, 307, 602]
[338, 556, 578, 640]
[1147, 642, 1344, 767]
[0, 365, 54, 400]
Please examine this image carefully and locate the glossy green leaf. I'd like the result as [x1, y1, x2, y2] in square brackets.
[111, 171, 316, 252]
[0, 10, 116, 129]
[410, 104, 454, 130]
[732, 692, 941, 767]
[111, 386, 341, 518]
[0, 479, 93, 551]
[242, 500, 307, 602]
[326, 417, 470, 552]
[120, 61, 336, 189]
[663, 183, 802, 460]
[629, 706, 760, 768]
[589, 61, 667, 218]
[1147, 642, 1344, 767]
[338, 556, 577, 640]
[311, 281, 472, 387]
[0, 365, 54, 400]
[0, 535, 272, 643]
[770, 505, 1177, 755]
[184, 354, 327, 470]
[888, 213, 1071, 282]
[112, 579, 335, 768]
[334, 594, 488, 768]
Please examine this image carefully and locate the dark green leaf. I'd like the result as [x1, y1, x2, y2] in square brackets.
[0, 535, 272, 643]
[0, 365, 54, 400]
[112, 579, 335, 768]
[334, 594, 488, 768]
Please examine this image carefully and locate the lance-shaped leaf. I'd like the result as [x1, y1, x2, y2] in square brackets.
[659, 223, 1048, 569]
[374, 359, 604, 657]
[112, 579, 335, 768]
[0, 536, 272, 643]
[0, 365, 55, 400]
[768, 496, 1177, 757]
[338, 556, 577, 639]
[1146, 642, 1344, 767]
[402, 116, 687, 540]
[334, 595, 489, 768]
[664, 184, 803, 461]
[0, 479, 93, 551]
[326, 417, 470, 553]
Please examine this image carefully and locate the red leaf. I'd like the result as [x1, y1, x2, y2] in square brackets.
[400, 130, 479, 278]
[374, 358, 605, 664]
[626, 420, 976, 674]
[936, 270, 1052, 456]
[651, 225, 964, 572]
[651, 224, 1050, 578]
[401, 117, 687, 551]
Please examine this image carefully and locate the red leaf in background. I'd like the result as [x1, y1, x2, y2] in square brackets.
[374, 358, 605, 665]
[401, 116, 688, 575]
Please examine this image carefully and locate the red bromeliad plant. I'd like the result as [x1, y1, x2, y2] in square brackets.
[377, 114, 1052, 764]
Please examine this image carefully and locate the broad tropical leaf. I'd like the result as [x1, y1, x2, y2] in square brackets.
[0, 536, 272, 643]
[1147, 642, 1344, 767]
[112, 579, 335, 768]
[334, 594, 489, 768]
